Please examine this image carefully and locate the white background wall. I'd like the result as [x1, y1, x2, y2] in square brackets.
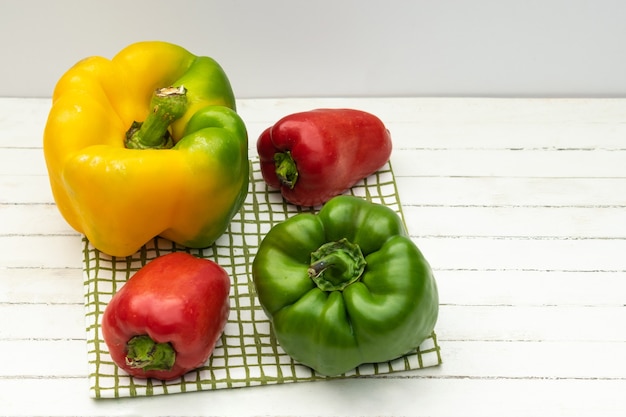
[1, 0, 625, 98]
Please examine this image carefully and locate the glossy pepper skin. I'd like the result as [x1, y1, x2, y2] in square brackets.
[252, 195, 438, 376]
[257, 109, 392, 207]
[102, 252, 231, 380]
[43, 41, 248, 257]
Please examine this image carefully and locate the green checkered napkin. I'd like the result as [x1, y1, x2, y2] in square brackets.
[84, 158, 442, 399]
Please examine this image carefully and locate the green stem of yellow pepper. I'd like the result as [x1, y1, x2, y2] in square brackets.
[125, 86, 188, 149]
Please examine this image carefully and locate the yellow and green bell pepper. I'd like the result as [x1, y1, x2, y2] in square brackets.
[43, 41, 248, 257]
[252, 195, 439, 376]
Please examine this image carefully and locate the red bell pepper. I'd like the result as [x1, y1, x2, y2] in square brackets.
[101, 252, 230, 380]
[257, 108, 392, 206]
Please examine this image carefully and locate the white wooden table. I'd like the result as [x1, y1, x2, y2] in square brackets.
[1, 97, 625, 416]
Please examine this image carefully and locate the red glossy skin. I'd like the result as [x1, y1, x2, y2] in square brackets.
[257, 109, 392, 206]
[102, 252, 230, 380]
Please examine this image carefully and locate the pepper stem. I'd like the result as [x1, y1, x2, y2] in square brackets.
[274, 151, 298, 189]
[308, 238, 366, 291]
[125, 86, 188, 149]
[125, 335, 176, 372]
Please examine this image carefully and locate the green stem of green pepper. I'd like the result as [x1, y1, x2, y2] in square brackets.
[125, 86, 188, 150]
[274, 151, 298, 189]
[125, 335, 176, 371]
[308, 238, 366, 291]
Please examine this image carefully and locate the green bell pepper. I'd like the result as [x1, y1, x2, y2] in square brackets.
[252, 195, 439, 376]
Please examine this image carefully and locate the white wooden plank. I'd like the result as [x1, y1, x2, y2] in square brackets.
[437, 305, 626, 342]
[0, 235, 83, 268]
[404, 206, 626, 239]
[0, 204, 74, 236]
[0, 304, 85, 340]
[0, 377, 623, 417]
[0, 340, 87, 377]
[388, 122, 626, 151]
[393, 149, 626, 178]
[237, 97, 419, 123]
[417, 340, 626, 380]
[0, 148, 47, 176]
[395, 177, 626, 207]
[238, 97, 626, 124]
[0, 268, 83, 304]
[436, 270, 626, 307]
[416, 236, 626, 272]
[0, 175, 55, 204]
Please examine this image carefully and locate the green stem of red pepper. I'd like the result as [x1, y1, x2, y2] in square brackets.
[125, 86, 188, 150]
[125, 335, 176, 371]
[308, 238, 366, 291]
[274, 151, 299, 189]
